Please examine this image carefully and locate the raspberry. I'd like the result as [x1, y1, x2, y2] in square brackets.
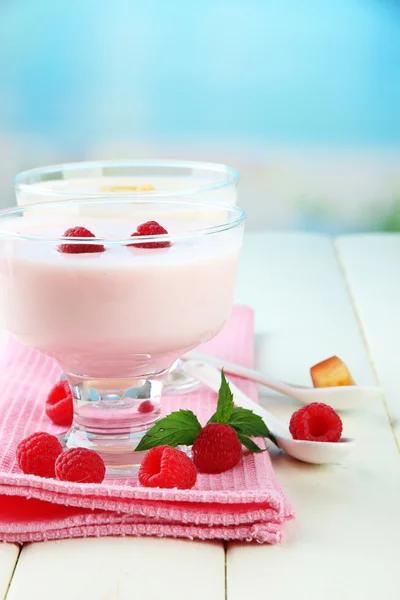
[192, 423, 242, 474]
[45, 380, 73, 427]
[138, 446, 197, 489]
[16, 432, 63, 478]
[58, 226, 105, 254]
[128, 221, 171, 249]
[289, 403, 343, 442]
[138, 400, 154, 414]
[55, 448, 106, 483]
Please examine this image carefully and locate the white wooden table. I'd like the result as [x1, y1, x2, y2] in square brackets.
[1, 232, 399, 599]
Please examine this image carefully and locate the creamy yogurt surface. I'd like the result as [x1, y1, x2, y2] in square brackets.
[0, 214, 243, 377]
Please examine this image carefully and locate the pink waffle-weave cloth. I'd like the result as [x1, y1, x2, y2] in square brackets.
[0, 305, 294, 544]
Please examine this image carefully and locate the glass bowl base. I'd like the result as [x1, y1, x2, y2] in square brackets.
[58, 426, 151, 478]
[163, 359, 201, 395]
[58, 431, 194, 478]
[59, 371, 167, 478]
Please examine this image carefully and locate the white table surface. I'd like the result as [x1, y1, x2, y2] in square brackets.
[1, 232, 400, 599]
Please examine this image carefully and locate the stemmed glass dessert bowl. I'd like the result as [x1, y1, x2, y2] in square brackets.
[0, 196, 245, 475]
[14, 160, 240, 394]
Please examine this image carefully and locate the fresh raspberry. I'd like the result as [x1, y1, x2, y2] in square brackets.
[288, 406, 303, 434]
[128, 221, 171, 249]
[45, 380, 73, 427]
[16, 432, 63, 478]
[58, 226, 105, 254]
[55, 448, 106, 483]
[138, 446, 197, 489]
[289, 403, 343, 442]
[138, 400, 154, 414]
[192, 423, 242, 474]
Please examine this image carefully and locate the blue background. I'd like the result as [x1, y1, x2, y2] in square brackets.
[0, 0, 399, 231]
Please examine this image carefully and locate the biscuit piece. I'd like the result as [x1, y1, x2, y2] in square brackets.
[310, 356, 355, 388]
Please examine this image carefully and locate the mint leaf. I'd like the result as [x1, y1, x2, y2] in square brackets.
[237, 433, 265, 453]
[135, 409, 201, 452]
[208, 369, 234, 424]
[229, 407, 278, 447]
[208, 371, 278, 451]
[229, 407, 271, 438]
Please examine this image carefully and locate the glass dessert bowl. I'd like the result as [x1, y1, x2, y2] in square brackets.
[14, 160, 240, 394]
[0, 197, 245, 476]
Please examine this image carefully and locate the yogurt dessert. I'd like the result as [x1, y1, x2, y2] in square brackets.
[0, 198, 245, 473]
[0, 215, 241, 376]
[14, 160, 240, 395]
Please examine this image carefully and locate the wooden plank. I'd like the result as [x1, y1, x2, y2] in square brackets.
[336, 233, 400, 442]
[6, 537, 224, 600]
[228, 233, 400, 600]
[0, 544, 19, 600]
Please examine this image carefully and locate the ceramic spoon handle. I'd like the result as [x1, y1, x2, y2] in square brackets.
[184, 351, 307, 402]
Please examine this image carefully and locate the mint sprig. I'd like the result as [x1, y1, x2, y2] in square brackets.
[206, 370, 272, 452]
[134, 368, 275, 453]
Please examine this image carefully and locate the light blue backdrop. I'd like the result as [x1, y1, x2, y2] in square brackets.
[0, 0, 399, 147]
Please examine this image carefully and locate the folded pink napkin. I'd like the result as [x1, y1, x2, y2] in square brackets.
[0, 306, 294, 544]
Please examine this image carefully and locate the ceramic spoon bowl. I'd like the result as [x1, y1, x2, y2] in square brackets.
[184, 351, 381, 411]
[183, 359, 357, 465]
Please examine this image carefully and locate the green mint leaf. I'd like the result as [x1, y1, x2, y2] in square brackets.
[208, 369, 234, 424]
[228, 407, 271, 438]
[135, 409, 202, 452]
[237, 433, 266, 453]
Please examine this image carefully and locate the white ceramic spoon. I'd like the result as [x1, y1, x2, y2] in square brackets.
[183, 351, 381, 411]
[183, 359, 356, 465]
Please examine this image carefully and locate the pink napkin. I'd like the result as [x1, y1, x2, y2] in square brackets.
[0, 306, 294, 544]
